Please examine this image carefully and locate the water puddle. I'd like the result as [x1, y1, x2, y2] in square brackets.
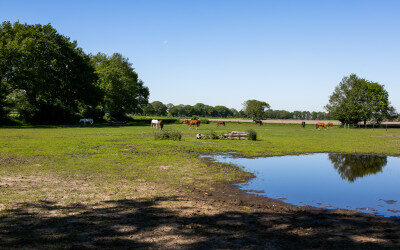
[211, 153, 400, 218]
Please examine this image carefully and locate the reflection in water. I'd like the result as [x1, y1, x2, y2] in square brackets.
[212, 153, 400, 217]
[328, 153, 387, 182]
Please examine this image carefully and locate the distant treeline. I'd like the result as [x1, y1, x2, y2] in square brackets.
[140, 101, 331, 120]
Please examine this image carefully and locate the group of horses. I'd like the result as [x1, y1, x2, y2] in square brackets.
[151, 118, 334, 130]
[181, 119, 201, 129]
[301, 121, 334, 129]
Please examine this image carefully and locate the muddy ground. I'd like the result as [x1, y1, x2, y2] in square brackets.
[1, 159, 400, 249]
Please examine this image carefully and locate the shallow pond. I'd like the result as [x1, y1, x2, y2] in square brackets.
[212, 153, 400, 218]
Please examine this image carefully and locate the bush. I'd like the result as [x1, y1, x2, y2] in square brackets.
[247, 129, 257, 141]
[199, 118, 210, 124]
[154, 130, 182, 141]
[207, 130, 219, 139]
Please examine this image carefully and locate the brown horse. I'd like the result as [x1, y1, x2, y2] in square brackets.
[301, 121, 306, 128]
[253, 120, 263, 126]
[182, 119, 190, 124]
[217, 121, 225, 127]
[316, 122, 326, 129]
[189, 120, 200, 129]
[158, 120, 164, 130]
[327, 122, 333, 128]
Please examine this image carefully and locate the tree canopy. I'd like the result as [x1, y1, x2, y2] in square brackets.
[91, 53, 149, 120]
[325, 74, 394, 124]
[0, 21, 102, 123]
[243, 100, 270, 120]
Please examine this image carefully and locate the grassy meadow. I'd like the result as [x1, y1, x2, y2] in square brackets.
[1, 122, 400, 206]
[1, 122, 400, 248]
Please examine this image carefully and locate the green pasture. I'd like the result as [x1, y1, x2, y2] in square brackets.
[1, 122, 400, 207]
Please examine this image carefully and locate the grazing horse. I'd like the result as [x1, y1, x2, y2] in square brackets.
[182, 119, 190, 124]
[327, 122, 334, 128]
[189, 120, 200, 129]
[253, 120, 263, 126]
[316, 122, 326, 129]
[151, 119, 159, 128]
[301, 121, 306, 128]
[217, 121, 225, 127]
[158, 120, 164, 130]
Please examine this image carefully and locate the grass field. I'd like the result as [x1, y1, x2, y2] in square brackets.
[1, 123, 400, 248]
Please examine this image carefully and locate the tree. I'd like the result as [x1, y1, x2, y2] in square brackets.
[0, 79, 10, 121]
[0, 21, 102, 123]
[151, 101, 167, 116]
[205, 105, 217, 117]
[214, 105, 232, 117]
[193, 103, 206, 117]
[166, 103, 174, 114]
[142, 103, 155, 116]
[91, 53, 149, 120]
[325, 74, 394, 125]
[230, 108, 239, 118]
[168, 105, 181, 117]
[243, 100, 270, 120]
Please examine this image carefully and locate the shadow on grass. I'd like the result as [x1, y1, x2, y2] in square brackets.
[1, 197, 399, 249]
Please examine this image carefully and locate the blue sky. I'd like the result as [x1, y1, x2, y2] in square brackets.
[1, 0, 399, 111]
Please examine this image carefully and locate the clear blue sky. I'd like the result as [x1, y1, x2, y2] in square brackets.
[1, 0, 399, 111]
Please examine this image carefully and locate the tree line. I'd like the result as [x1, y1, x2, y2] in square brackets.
[140, 101, 331, 120]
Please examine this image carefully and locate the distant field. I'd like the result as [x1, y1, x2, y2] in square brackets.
[1, 123, 400, 248]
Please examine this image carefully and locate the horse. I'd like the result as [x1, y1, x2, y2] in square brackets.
[158, 120, 164, 130]
[253, 120, 263, 126]
[189, 120, 200, 129]
[151, 119, 159, 128]
[182, 119, 190, 124]
[217, 121, 225, 127]
[79, 118, 93, 125]
[327, 122, 334, 128]
[316, 122, 326, 129]
[301, 121, 306, 128]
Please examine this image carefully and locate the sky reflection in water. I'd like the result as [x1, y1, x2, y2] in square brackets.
[212, 153, 400, 218]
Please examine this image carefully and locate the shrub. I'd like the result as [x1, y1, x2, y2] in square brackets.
[247, 129, 257, 141]
[199, 118, 210, 124]
[154, 130, 182, 141]
[207, 130, 219, 139]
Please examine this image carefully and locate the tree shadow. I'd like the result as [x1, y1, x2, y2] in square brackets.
[1, 197, 399, 249]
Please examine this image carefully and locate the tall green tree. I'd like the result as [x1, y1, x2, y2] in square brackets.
[325, 74, 394, 124]
[243, 100, 270, 120]
[91, 53, 149, 120]
[0, 21, 102, 123]
[151, 101, 167, 116]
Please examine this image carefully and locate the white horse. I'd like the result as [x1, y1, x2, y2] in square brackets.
[79, 118, 93, 125]
[151, 119, 159, 128]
